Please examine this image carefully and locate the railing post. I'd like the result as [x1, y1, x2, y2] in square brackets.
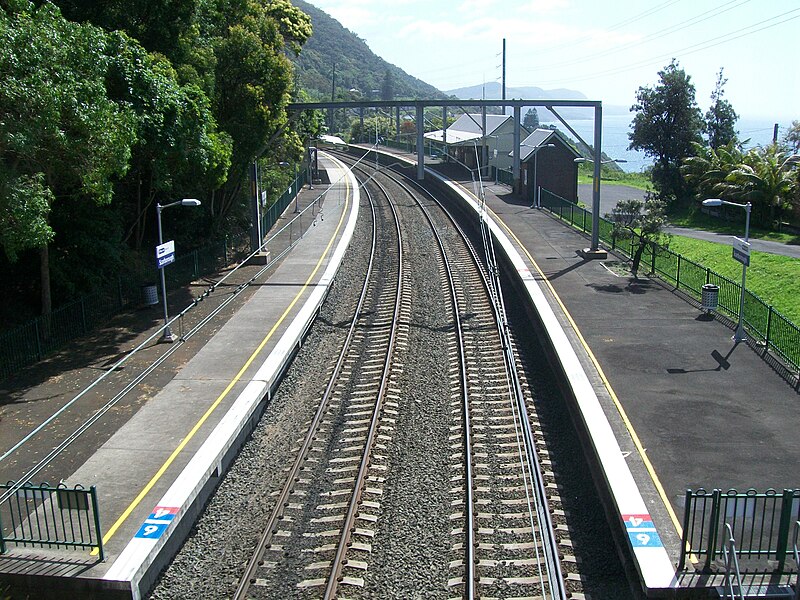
[707, 489, 722, 571]
[676, 255, 682, 289]
[679, 489, 694, 570]
[90, 486, 104, 562]
[775, 489, 794, 571]
[765, 306, 773, 353]
[650, 241, 656, 275]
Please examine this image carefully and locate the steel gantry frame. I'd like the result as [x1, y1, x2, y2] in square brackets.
[289, 98, 606, 255]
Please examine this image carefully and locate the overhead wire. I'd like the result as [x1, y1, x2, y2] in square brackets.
[530, 7, 800, 87]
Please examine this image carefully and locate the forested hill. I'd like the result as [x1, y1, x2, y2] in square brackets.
[292, 0, 446, 101]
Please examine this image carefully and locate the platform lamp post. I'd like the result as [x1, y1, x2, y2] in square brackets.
[702, 198, 751, 342]
[156, 199, 201, 343]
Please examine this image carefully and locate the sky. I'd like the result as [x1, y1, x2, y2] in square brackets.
[305, 0, 799, 124]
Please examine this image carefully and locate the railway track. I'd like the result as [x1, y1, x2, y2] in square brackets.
[149, 150, 632, 600]
[233, 171, 407, 599]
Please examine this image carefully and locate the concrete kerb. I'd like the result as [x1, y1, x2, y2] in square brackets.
[360, 145, 678, 596]
[101, 155, 360, 599]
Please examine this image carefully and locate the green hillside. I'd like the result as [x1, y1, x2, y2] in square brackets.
[292, 0, 446, 101]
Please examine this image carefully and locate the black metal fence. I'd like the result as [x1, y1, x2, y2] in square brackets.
[0, 171, 307, 381]
[540, 189, 800, 374]
[0, 481, 103, 560]
[680, 488, 800, 573]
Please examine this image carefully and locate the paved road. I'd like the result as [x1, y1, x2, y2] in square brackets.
[579, 183, 800, 258]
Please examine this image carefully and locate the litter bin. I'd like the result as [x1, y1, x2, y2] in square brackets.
[701, 283, 719, 313]
[142, 283, 159, 306]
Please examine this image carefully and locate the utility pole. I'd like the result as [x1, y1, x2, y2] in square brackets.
[329, 62, 336, 131]
[502, 38, 506, 114]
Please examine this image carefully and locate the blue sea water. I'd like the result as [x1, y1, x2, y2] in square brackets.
[542, 114, 794, 173]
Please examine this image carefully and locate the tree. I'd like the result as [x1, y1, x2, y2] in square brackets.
[607, 193, 668, 278]
[783, 120, 800, 153]
[716, 146, 798, 227]
[523, 108, 540, 130]
[0, 3, 136, 314]
[681, 140, 744, 202]
[704, 68, 738, 149]
[381, 69, 394, 101]
[629, 60, 703, 203]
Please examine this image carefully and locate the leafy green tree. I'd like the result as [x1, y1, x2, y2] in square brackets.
[194, 0, 312, 228]
[629, 60, 703, 203]
[104, 33, 232, 250]
[523, 108, 540, 129]
[681, 140, 744, 202]
[53, 0, 198, 61]
[716, 146, 798, 227]
[0, 3, 136, 314]
[783, 120, 800, 153]
[704, 68, 738, 149]
[381, 69, 394, 101]
[607, 193, 668, 278]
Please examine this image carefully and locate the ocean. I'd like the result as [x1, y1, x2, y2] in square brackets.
[542, 114, 794, 173]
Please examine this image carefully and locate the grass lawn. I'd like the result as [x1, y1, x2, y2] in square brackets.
[577, 164, 652, 191]
[666, 234, 800, 324]
[667, 204, 800, 244]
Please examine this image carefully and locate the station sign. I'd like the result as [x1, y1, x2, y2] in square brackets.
[732, 237, 750, 266]
[156, 240, 175, 269]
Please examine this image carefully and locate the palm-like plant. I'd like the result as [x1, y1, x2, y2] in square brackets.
[682, 141, 744, 201]
[716, 146, 798, 226]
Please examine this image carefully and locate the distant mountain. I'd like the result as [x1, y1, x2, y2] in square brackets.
[292, 1, 447, 101]
[446, 81, 630, 119]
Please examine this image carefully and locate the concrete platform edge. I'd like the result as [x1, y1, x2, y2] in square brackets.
[423, 167, 679, 594]
[100, 159, 360, 599]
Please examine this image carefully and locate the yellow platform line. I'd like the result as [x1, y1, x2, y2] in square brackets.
[95, 176, 351, 553]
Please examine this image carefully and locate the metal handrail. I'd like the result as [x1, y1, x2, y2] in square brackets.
[722, 523, 745, 600]
[793, 520, 800, 600]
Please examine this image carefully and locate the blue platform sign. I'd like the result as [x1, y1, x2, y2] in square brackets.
[134, 505, 178, 539]
[623, 513, 663, 548]
[156, 240, 175, 269]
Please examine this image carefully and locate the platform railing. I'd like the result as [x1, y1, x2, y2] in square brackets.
[679, 488, 800, 574]
[793, 521, 800, 599]
[0, 481, 103, 561]
[538, 189, 800, 376]
[722, 523, 746, 600]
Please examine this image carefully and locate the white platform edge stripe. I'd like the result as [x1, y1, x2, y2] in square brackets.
[429, 171, 677, 590]
[103, 157, 360, 591]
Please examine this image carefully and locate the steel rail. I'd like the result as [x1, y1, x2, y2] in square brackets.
[322, 165, 405, 599]
[391, 162, 568, 599]
[232, 188, 379, 600]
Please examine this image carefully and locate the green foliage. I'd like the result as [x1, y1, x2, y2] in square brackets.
[668, 235, 800, 325]
[523, 108, 540, 129]
[0, 171, 54, 261]
[607, 192, 668, 276]
[783, 120, 800, 153]
[0, 2, 136, 248]
[704, 68, 738, 149]
[290, 0, 444, 108]
[682, 142, 798, 228]
[629, 60, 703, 203]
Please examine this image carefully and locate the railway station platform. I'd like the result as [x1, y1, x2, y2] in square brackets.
[0, 153, 360, 599]
[2, 140, 798, 599]
[412, 154, 799, 597]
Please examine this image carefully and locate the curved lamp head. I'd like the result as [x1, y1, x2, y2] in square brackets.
[702, 199, 723, 207]
[181, 199, 201, 207]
